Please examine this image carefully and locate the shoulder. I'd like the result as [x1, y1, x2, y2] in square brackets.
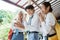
[46, 12, 56, 20]
[47, 12, 55, 17]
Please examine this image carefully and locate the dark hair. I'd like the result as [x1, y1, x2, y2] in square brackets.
[25, 5, 34, 10]
[42, 2, 53, 12]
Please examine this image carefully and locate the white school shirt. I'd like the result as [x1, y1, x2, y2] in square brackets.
[40, 12, 56, 36]
[23, 13, 40, 32]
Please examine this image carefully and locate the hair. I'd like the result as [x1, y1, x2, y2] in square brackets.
[42, 2, 53, 12]
[25, 5, 34, 10]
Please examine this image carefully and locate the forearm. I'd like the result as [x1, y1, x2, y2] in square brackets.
[14, 23, 25, 29]
[19, 24, 25, 29]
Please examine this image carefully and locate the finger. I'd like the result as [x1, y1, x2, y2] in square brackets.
[14, 23, 18, 27]
[14, 22, 20, 26]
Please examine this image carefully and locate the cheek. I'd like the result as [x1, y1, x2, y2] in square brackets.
[31, 11, 33, 14]
[21, 16, 23, 19]
[26, 10, 30, 13]
[27, 11, 29, 13]
[31, 11, 34, 14]
[29, 10, 32, 14]
[41, 8, 46, 13]
[19, 15, 22, 19]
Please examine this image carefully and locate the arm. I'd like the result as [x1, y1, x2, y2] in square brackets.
[14, 22, 25, 29]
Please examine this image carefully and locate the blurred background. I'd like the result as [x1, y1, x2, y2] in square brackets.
[0, 0, 60, 40]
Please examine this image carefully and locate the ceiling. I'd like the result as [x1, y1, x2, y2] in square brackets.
[2, 0, 60, 20]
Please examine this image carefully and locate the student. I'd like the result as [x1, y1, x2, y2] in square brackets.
[11, 12, 25, 40]
[39, 2, 57, 40]
[23, 5, 40, 40]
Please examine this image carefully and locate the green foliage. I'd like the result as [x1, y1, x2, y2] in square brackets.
[0, 10, 16, 24]
[0, 18, 3, 24]
[0, 9, 16, 40]
[0, 28, 10, 40]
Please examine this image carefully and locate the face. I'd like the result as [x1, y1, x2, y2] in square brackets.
[40, 4, 49, 14]
[26, 9, 35, 15]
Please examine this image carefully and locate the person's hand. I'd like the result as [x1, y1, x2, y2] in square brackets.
[14, 21, 25, 29]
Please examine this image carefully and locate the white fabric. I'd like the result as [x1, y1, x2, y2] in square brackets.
[40, 12, 56, 36]
[24, 13, 40, 32]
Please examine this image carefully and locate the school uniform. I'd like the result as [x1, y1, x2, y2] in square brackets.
[40, 12, 56, 40]
[24, 13, 40, 40]
[11, 18, 24, 40]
